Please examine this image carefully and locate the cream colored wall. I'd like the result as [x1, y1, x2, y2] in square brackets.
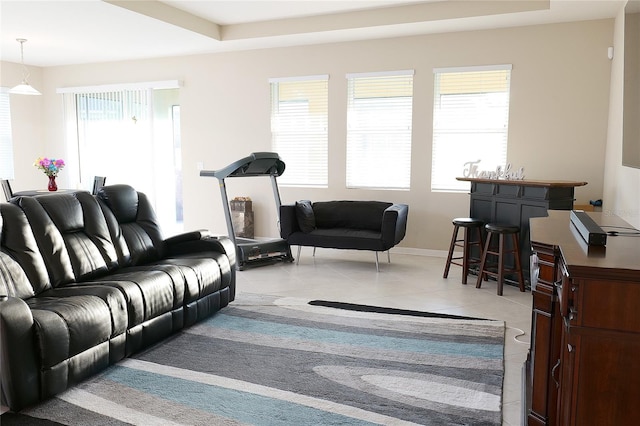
[4, 18, 614, 250]
[0, 61, 45, 199]
[603, 2, 640, 228]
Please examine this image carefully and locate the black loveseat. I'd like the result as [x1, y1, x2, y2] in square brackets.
[0, 185, 235, 412]
[280, 200, 408, 270]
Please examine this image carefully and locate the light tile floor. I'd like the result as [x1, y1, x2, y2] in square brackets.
[1, 248, 531, 424]
[237, 248, 532, 426]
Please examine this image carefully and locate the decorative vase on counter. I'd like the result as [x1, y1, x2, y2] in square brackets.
[48, 175, 57, 192]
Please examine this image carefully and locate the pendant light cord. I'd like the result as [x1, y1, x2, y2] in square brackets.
[17, 38, 31, 83]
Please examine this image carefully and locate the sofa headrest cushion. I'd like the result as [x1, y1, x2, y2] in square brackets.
[97, 184, 139, 223]
[34, 194, 83, 232]
[295, 200, 316, 233]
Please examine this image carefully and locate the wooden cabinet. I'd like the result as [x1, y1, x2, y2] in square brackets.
[457, 178, 586, 284]
[527, 243, 563, 426]
[526, 211, 640, 425]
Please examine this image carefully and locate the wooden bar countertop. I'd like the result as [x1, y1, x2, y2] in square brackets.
[456, 177, 588, 188]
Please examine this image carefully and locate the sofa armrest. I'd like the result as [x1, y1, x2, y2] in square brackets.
[279, 204, 299, 239]
[164, 229, 213, 245]
[1, 296, 40, 411]
[164, 233, 237, 271]
[381, 204, 409, 249]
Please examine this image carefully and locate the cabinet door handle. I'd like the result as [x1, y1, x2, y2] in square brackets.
[569, 307, 578, 321]
[552, 358, 561, 388]
[568, 344, 574, 353]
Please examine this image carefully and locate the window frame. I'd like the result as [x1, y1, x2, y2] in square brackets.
[345, 70, 414, 190]
[270, 75, 329, 188]
[431, 64, 512, 193]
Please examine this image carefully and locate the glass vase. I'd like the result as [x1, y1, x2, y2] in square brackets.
[48, 175, 57, 192]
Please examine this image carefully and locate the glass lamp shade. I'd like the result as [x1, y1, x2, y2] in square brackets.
[9, 82, 41, 96]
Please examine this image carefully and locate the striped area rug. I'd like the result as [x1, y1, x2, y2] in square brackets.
[9, 293, 505, 425]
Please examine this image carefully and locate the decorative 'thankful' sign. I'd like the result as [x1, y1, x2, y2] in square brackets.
[462, 160, 525, 180]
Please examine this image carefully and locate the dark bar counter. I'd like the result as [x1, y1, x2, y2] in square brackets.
[456, 177, 587, 286]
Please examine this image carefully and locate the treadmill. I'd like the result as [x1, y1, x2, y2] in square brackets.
[200, 152, 294, 270]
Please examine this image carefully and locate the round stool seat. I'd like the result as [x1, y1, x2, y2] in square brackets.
[452, 218, 484, 228]
[485, 223, 519, 234]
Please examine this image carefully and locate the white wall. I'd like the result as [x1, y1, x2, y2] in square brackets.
[603, 2, 640, 228]
[0, 61, 45, 199]
[2, 18, 614, 250]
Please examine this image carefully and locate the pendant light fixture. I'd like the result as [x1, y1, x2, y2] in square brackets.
[9, 38, 41, 96]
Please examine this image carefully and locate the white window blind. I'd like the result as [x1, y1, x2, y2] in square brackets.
[62, 82, 183, 235]
[270, 75, 328, 187]
[0, 88, 14, 179]
[346, 70, 413, 190]
[431, 65, 512, 192]
[74, 89, 153, 192]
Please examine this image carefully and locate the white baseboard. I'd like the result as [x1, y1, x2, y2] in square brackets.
[390, 247, 450, 258]
[258, 236, 452, 259]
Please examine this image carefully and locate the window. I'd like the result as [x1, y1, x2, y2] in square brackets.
[270, 75, 328, 187]
[346, 70, 413, 190]
[0, 88, 14, 179]
[58, 81, 183, 234]
[431, 65, 512, 192]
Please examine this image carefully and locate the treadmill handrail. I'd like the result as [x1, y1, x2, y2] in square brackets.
[200, 152, 285, 180]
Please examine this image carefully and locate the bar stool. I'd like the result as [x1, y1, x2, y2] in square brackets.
[443, 218, 484, 284]
[476, 223, 526, 296]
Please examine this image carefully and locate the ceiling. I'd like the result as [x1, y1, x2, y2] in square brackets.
[0, 0, 626, 68]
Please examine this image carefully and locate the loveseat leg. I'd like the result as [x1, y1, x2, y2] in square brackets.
[296, 246, 301, 264]
[387, 251, 391, 263]
[375, 252, 380, 272]
[313, 247, 316, 257]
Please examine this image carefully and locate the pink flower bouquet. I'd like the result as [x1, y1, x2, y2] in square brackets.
[34, 157, 65, 177]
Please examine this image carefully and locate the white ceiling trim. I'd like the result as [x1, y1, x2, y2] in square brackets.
[0, 0, 625, 68]
[105, 0, 222, 40]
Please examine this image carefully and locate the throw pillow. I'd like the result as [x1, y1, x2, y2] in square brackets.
[295, 200, 316, 233]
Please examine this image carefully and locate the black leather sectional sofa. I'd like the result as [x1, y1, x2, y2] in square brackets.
[280, 200, 408, 270]
[0, 185, 236, 412]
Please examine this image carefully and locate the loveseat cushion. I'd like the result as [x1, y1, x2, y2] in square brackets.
[24, 291, 123, 399]
[43, 285, 128, 338]
[313, 201, 392, 231]
[157, 257, 222, 301]
[91, 267, 183, 327]
[295, 200, 316, 233]
[163, 235, 236, 310]
[286, 228, 387, 251]
[26, 294, 113, 369]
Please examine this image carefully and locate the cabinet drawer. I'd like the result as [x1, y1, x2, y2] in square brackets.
[522, 186, 549, 200]
[579, 279, 640, 332]
[496, 184, 521, 197]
